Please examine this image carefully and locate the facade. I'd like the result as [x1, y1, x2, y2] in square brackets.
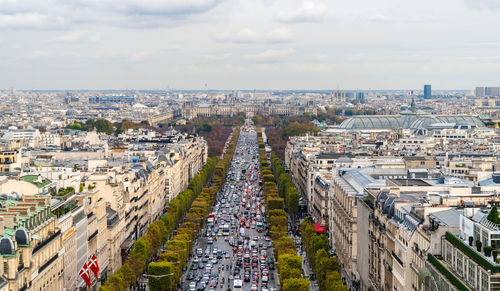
[0, 195, 64, 291]
[424, 85, 432, 99]
[0, 134, 208, 290]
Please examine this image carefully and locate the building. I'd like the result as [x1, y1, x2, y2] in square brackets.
[475, 86, 500, 97]
[424, 85, 432, 99]
[0, 195, 64, 291]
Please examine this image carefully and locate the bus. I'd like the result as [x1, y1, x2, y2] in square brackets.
[223, 224, 230, 236]
[233, 279, 243, 291]
[256, 221, 263, 232]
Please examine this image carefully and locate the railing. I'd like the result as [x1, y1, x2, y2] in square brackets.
[33, 230, 61, 255]
[427, 253, 471, 291]
[88, 229, 98, 241]
[39, 253, 59, 274]
[445, 232, 500, 273]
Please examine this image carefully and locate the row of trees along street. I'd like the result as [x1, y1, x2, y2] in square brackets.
[98, 127, 240, 291]
[257, 127, 309, 291]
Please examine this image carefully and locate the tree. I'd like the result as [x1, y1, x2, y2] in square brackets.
[286, 186, 299, 215]
[68, 122, 82, 130]
[106, 273, 125, 291]
[147, 222, 163, 255]
[94, 118, 114, 135]
[283, 278, 310, 291]
[488, 206, 499, 224]
[315, 249, 329, 290]
[268, 197, 284, 210]
[119, 264, 136, 287]
[278, 254, 302, 282]
[148, 262, 173, 291]
[238, 115, 245, 125]
[274, 236, 296, 257]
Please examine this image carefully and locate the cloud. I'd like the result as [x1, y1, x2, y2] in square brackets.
[276, 1, 327, 23]
[367, 14, 395, 23]
[54, 31, 101, 43]
[101, 0, 225, 15]
[203, 53, 232, 61]
[215, 27, 295, 44]
[248, 48, 295, 61]
[0, 0, 224, 29]
[0, 13, 51, 29]
[464, 0, 500, 10]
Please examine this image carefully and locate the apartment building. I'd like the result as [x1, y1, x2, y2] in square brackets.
[423, 208, 500, 291]
[0, 195, 64, 291]
[0, 133, 208, 290]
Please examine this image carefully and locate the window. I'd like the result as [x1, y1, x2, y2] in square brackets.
[468, 260, 476, 287]
[456, 252, 463, 277]
[481, 270, 488, 291]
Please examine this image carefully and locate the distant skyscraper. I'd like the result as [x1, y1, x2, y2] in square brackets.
[356, 92, 365, 103]
[424, 85, 432, 99]
[475, 87, 500, 97]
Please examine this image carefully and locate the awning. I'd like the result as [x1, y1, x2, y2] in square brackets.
[313, 223, 327, 234]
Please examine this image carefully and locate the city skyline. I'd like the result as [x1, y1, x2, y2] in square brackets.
[1, 0, 500, 90]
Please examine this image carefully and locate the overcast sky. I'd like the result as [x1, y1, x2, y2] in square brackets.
[1, 0, 499, 90]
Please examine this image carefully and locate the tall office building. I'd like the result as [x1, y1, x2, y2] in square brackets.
[424, 84, 432, 99]
[475, 86, 500, 97]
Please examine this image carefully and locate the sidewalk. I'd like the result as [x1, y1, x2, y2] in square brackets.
[299, 249, 320, 291]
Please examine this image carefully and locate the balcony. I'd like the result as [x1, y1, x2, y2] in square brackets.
[33, 230, 61, 255]
[88, 229, 98, 241]
[445, 232, 500, 273]
[427, 253, 471, 291]
[39, 253, 59, 274]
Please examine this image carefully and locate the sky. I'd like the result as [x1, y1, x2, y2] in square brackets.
[1, 0, 500, 90]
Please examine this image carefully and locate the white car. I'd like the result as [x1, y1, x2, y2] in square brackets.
[189, 282, 196, 291]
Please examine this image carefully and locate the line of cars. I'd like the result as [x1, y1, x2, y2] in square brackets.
[185, 122, 277, 291]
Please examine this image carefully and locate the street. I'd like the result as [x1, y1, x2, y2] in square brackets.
[181, 120, 279, 291]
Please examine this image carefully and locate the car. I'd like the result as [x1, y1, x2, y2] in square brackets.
[250, 283, 258, 291]
[209, 280, 217, 288]
[207, 237, 213, 244]
[244, 272, 250, 282]
[198, 262, 204, 269]
[202, 257, 208, 263]
[196, 282, 205, 291]
[189, 282, 197, 291]
[212, 257, 218, 264]
[194, 257, 199, 263]
[191, 264, 197, 270]
[208, 287, 215, 291]
[187, 270, 195, 280]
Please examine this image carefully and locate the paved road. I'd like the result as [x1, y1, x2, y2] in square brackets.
[181, 122, 279, 291]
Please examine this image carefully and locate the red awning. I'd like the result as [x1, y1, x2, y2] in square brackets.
[313, 222, 327, 234]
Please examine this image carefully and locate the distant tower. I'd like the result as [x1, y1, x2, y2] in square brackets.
[424, 84, 432, 99]
[410, 97, 416, 112]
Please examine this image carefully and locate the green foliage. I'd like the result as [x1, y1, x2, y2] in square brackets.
[68, 122, 82, 130]
[148, 262, 173, 291]
[67, 118, 115, 134]
[278, 254, 303, 285]
[281, 121, 318, 139]
[285, 186, 299, 215]
[274, 236, 296, 257]
[119, 264, 136, 287]
[427, 253, 470, 291]
[488, 206, 500, 224]
[106, 273, 126, 291]
[268, 197, 285, 210]
[283, 278, 310, 291]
